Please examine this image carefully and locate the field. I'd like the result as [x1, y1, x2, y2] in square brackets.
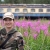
[0, 19, 50, 50]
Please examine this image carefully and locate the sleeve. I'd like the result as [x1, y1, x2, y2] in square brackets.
[17, 36, 24, 50]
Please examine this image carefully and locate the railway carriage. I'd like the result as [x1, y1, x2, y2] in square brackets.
[0, 4, 50, 19]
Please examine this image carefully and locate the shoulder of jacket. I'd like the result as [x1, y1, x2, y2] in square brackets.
[0, 28, 5, 31]
[13, 32, 23, 40]
[15, 32, 23, 37]
[0, 28, 5, 33]
[0, 28, 6, 35]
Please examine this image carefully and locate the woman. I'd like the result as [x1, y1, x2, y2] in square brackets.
[0, 12, 24, 50]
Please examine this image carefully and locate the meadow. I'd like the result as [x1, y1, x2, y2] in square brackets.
[0, 19, 50, 50]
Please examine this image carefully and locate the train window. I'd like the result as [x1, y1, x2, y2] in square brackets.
[47, 9, 50, 12]
[0, 8, 3, 12]
[31, 9, 35, 12]
[15, 9, 19, 12]
[39, 9, 43, 12]
[7, 8, 11, 12]
[23, 9, 27, 12]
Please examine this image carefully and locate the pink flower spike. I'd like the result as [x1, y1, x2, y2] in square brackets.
[33, 34, 38, 40]
[24, 31, 28, 37]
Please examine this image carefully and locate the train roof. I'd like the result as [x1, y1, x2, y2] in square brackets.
[0, 4, 50, 8]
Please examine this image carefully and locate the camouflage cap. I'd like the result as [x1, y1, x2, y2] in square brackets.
[3, 12, 14, 19]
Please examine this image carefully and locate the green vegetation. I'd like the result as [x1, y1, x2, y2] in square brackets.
[0, 0, 50, 4]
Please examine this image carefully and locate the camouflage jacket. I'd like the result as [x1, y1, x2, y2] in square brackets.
[0, 28, 24, 50]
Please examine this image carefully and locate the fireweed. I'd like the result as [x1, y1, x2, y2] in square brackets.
[1, 19, 50, 50]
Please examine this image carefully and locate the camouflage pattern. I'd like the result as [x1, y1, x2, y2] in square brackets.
[0, 28, 24, 50]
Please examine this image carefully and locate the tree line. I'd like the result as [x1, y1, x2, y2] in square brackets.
[0, 0, 50, 4]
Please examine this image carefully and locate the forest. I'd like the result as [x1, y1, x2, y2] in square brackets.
[0, 0, 50, 4]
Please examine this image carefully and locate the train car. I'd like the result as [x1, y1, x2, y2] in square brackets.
[0, 4, 50, 19]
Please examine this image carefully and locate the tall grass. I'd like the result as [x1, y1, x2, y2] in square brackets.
[15, 19, 50, 50]
[0, 19, 50, 50]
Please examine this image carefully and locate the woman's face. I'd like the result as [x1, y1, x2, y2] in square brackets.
[3, 18, 14, 28]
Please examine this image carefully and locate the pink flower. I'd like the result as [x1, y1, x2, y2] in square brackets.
[44, 30, 48, 36]
[32, 27, 40, 33]
[24, 31, 28, 37]
[40, 24, 48, 31]
[15, 22, 21, 27]
[21, 22, 26, 27]
[32, 34, 38, 40]
[48, 21, 50, 25]
[27, 21, 32, 27]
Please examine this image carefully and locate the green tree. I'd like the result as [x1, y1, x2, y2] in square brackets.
[34, 0, 50, 4]
[0, 0, 5, 4]
[23, 0, 33, 4]
[0, 0, 50, 4]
